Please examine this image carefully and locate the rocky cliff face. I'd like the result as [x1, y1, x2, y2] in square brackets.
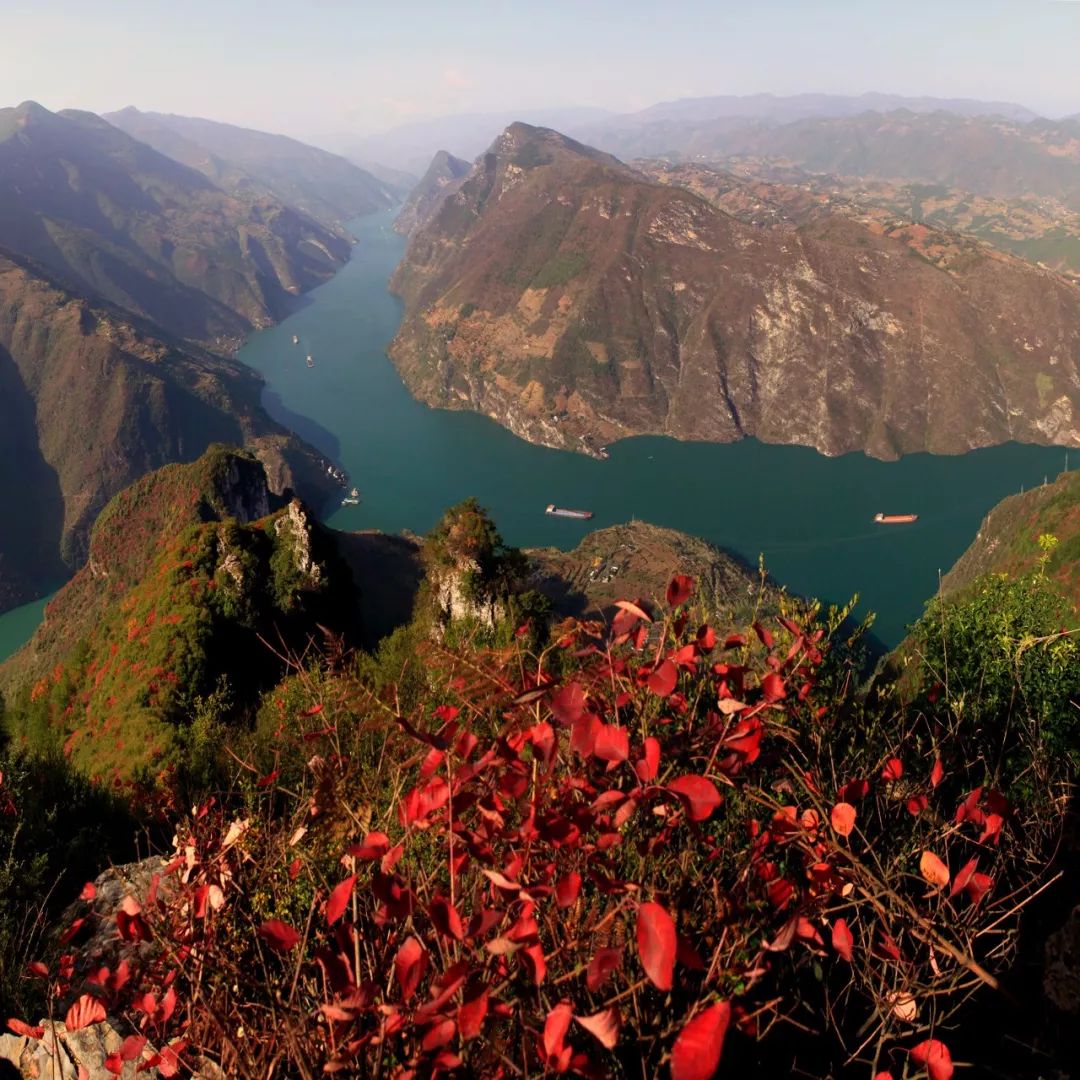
[0, 101, 350, 348]
[0, 259, 337, 613]
[389, 123, 1080, 461]
[393, 150, 471, 236]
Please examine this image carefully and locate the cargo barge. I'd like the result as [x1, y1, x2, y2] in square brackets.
[874, 513, 919, 524]
[546, 504, 594, 520]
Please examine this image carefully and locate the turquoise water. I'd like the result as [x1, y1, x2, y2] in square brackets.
[0, 593, 52, 665]
[0, 205, 1074, 657]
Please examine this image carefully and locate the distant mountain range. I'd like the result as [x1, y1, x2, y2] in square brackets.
[578, 110, 1080, 207]
[390, 123, 1080, 462]
[104, 107, 397, 226]
[341, 93, 1048, 175]
[0, 101, 352, 347]
[574, 91, 1041, 137]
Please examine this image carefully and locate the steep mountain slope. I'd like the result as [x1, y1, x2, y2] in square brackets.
[393, 150, 471, 236]
[390, 123, 1080, 461]
[0, 447, 356, 778]
[940, 468, 1080, 605]
[105, 107, 395, 226]
[0, 101, 349, 347]
[0, 253, 337, 614]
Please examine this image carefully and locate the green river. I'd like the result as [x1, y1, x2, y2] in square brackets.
[0, 206, 1075, 656]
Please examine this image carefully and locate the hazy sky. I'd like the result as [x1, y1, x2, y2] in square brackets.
[4, 0, 1080, 141]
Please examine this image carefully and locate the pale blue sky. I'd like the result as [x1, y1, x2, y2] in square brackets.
[3, 0, 1080, 141]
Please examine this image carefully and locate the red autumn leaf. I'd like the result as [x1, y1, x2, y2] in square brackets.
[666, 775, 723, 821]
[594, 724, 630, 763]
[882, 757, 904, 782]
[326, 875, 356, 926]
[576, 1007, 621, 1049]
[26, 961, 49, 979]
[635, 736, 661, 782]
[760, 672, 786, 702]
[7, 1018, 45, 1039]
[459, 986, 489, 1041]
[614, 599, 652, 623]
[65, 993, 106, 1032]
[667, 575, 694, 608]
[543, 1002, 573, 1069]
[929, 758, 945, 788]
[258, 919, 301, 953]
[586, 947, 622, 992]
[919, 851, 950, 890]
[647, 659, 678, 697]
[348, 831, 390, 860]
[421, 1019, 456, 1052]
[906, 795, 929, 816]
[831, 918, 854, 962]
[522, 942, 547, 985]
[59, 917, 86, 945]
[910, 1038, 954, 1080]
[979, 812, 1004, 845]
[966, 872, 993, 906]
[429, 896, 465, 941]
[670, 1001, 732, 1080]
[838, 777, 870, 802]
[753, 622, 775, 648]
[636, 902, 676, 990]
[116, 906, 150, 943]
[555, 871, 582, 908]
[105, 1053, 123, 1076]
[300, 703, 324, 717]
[79, 882, 97, 902]
[950, 856, 979, 898]
[395, 937, 428, 1002]
[120, 1035, 147, 1062]
[830, 801, 856, 837]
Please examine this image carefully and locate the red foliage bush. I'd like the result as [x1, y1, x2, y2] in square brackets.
[12, 579, 1066, 1078]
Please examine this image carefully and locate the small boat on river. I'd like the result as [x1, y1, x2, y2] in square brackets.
[546, 504, 594, 520]
[341, 487, 361, 507]
[292, 334, 299, 345]
[306, 354, 315, 368]
[874, 513, 918, 524]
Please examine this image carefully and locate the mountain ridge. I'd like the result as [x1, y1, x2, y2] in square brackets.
[389, 122, 1080, 461]
[104, 106, 396, 227]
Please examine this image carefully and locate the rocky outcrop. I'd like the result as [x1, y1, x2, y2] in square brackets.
[429, 556, 506, 632]
[274, 499, 324, 589]
[393, 150, 471, 236]
[390, 123, 1080, 462]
